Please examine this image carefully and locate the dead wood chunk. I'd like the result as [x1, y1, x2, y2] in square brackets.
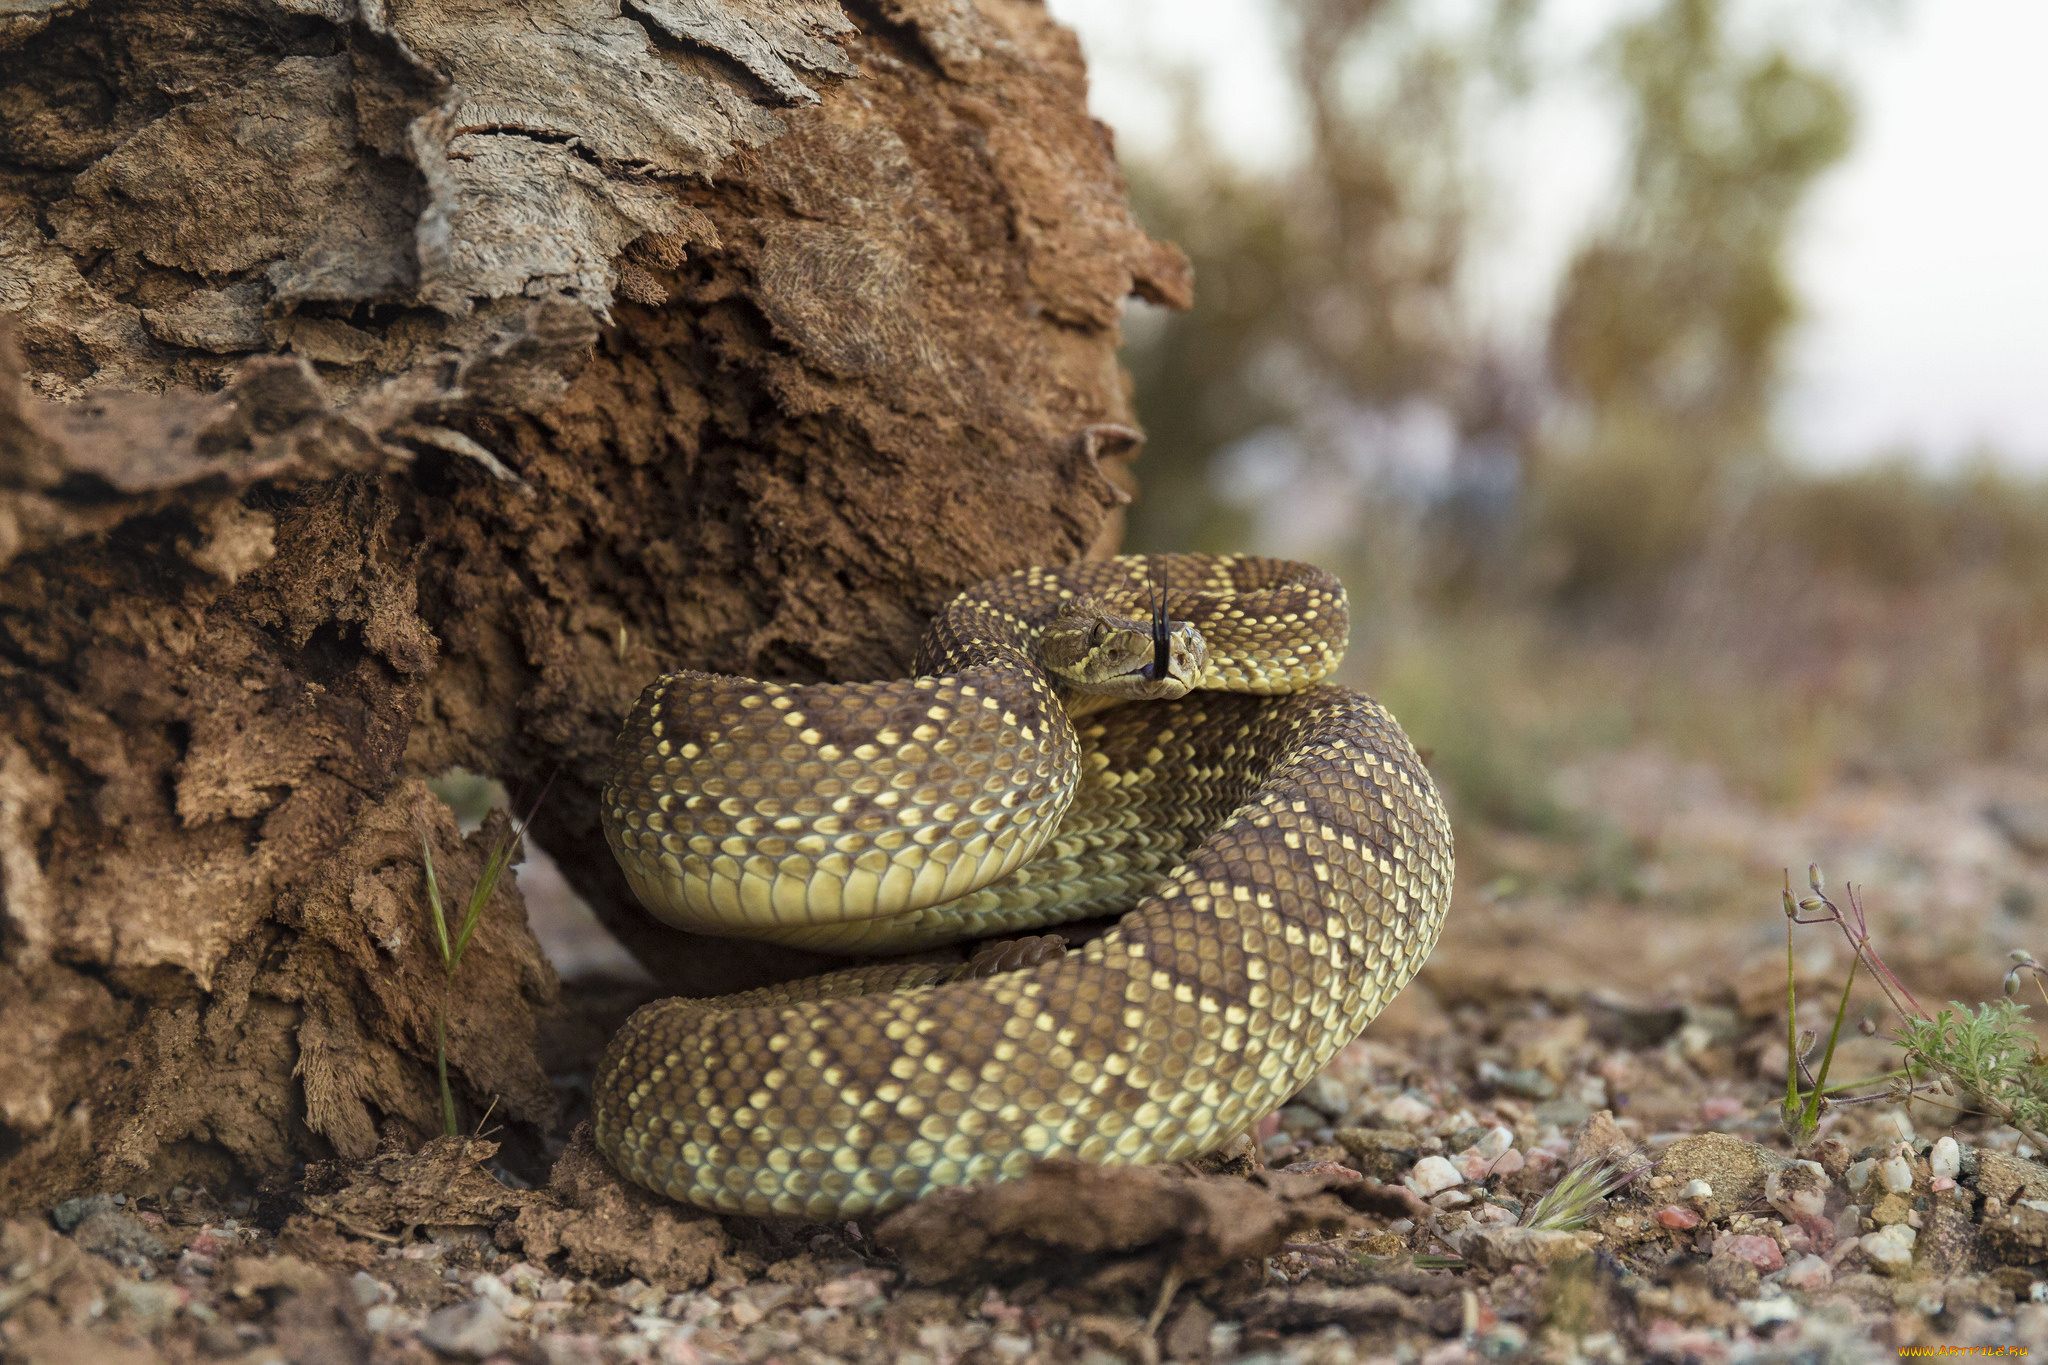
[1182, 1132, 1263, 1179]
[298, 1135, 528, 1236]
[873, 1160, 1361, 1286]
[506, 1125, 726, 1290]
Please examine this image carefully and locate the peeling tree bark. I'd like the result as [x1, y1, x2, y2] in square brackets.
[0, 0, 1187, 1208]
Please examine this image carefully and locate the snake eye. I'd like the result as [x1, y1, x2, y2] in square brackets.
[1088, 622, 1108, 648]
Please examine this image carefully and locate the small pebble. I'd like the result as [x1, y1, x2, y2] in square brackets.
[1861, 1223, 1917, 1276]
[1405, 1154, 1466, 1197]
[1931, 1175, 1956, 1193]
[1930, 1136, 1961, 1180]
[1656, 1205, 1700, 1230]
[1489, 1148, 1525, 1177]
[1844, 1159, 1874, 1193]
[1455, 1151, 1493, 1183]
[1699, 1096, 1746, 1123]
[1379, 1094, 1435, 1129]
[419, 1297, 510, 1358]
[1680, 1179, 1712, 1201]
[1718, 1235, 1784, 1273]
[1475, 1126, 1514, 1161]
[1780, 1254, 1832, 1290]
[1299, 1075, 1351, 1119]
[1880, 1154, 1914, 1194]
[1764, 1160, 1831, 1221]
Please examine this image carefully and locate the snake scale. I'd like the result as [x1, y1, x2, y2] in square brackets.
[592, 554, 1454, 1218]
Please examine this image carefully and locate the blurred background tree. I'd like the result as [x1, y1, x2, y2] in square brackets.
[1537, 0, 1851, 603]
[1100, 0, 2048, 833]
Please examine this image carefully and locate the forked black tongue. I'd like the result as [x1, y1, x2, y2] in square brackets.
[1150, 563, 1171, 680]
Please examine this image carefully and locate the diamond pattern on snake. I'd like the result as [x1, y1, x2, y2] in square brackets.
[594, 553, 1454, 1217]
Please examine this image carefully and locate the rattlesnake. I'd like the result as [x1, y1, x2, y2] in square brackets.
[593, 554, 1453, 1217]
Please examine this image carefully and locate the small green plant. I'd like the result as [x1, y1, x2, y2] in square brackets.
[1521, 1156, 1643, 1232]
[421, 778, 550, 1135]
[1779, 864, 2048, 1154]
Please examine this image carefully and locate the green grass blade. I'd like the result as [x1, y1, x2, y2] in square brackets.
[422, 831, 452, 970]
[447, 774, 554, 972]
[448, 840, 508, 972]
[1783, 912, 1802, 1128]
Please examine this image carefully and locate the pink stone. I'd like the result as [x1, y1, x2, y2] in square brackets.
[1656, 1205, 1701, 1229]
[1700, 1096, 1747, 1123]
[1718, 1235, 1784, 1273]
[1931, 1176, 1956, 1192]
[1524, 1149, 1559, 1172]
[1489, 1148, 1525, 1177]
[1796, 1214, 1837, 1253]
[1457, 1151, 1494, 1183]
[1254, 1112, 1284, 1140]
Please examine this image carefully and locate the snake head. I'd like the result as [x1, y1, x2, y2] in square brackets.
[1039, 585, 1207, 702]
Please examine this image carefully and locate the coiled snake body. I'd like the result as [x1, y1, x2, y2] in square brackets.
[594, 555, 1453, 1218]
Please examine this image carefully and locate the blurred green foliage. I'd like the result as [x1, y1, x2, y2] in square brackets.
[1537, 0, 1853, 599]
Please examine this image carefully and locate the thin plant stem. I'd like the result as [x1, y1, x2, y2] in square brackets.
[1798, 950, 1860, 1132]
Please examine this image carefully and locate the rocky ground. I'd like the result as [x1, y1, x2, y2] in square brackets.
[10, 744, 2048, 1364]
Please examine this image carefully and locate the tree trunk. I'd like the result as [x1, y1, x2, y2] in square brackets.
[0, 0, 1187, 1210]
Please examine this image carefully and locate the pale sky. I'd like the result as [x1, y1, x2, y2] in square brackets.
[1046, 0, 2048, 471]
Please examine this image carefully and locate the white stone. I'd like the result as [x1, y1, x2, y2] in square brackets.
[1476, 1126, 1514, 1161]
[1780, 1254, 1833, 1290]
[1930, 1136, 1961, 1180]
[1300, 1075, 1351, 1118]
[1861, 1223, 1917, 1277]
[1844, 1159, 1874, 1193]
[1380, 1094, 1435, 1128]
[1881, 1154, 1914, 1194]
[421, 1298, 511, 1359]
[1765, 1160, 1831, 1221]
[1405, 1154, 1465, 1197]
[1680, 1179, 1713, 1201]
[350, 1272, 392, 1307]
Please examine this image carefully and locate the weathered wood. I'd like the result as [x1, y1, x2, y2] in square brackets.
[0, 0, 1185, 1208]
